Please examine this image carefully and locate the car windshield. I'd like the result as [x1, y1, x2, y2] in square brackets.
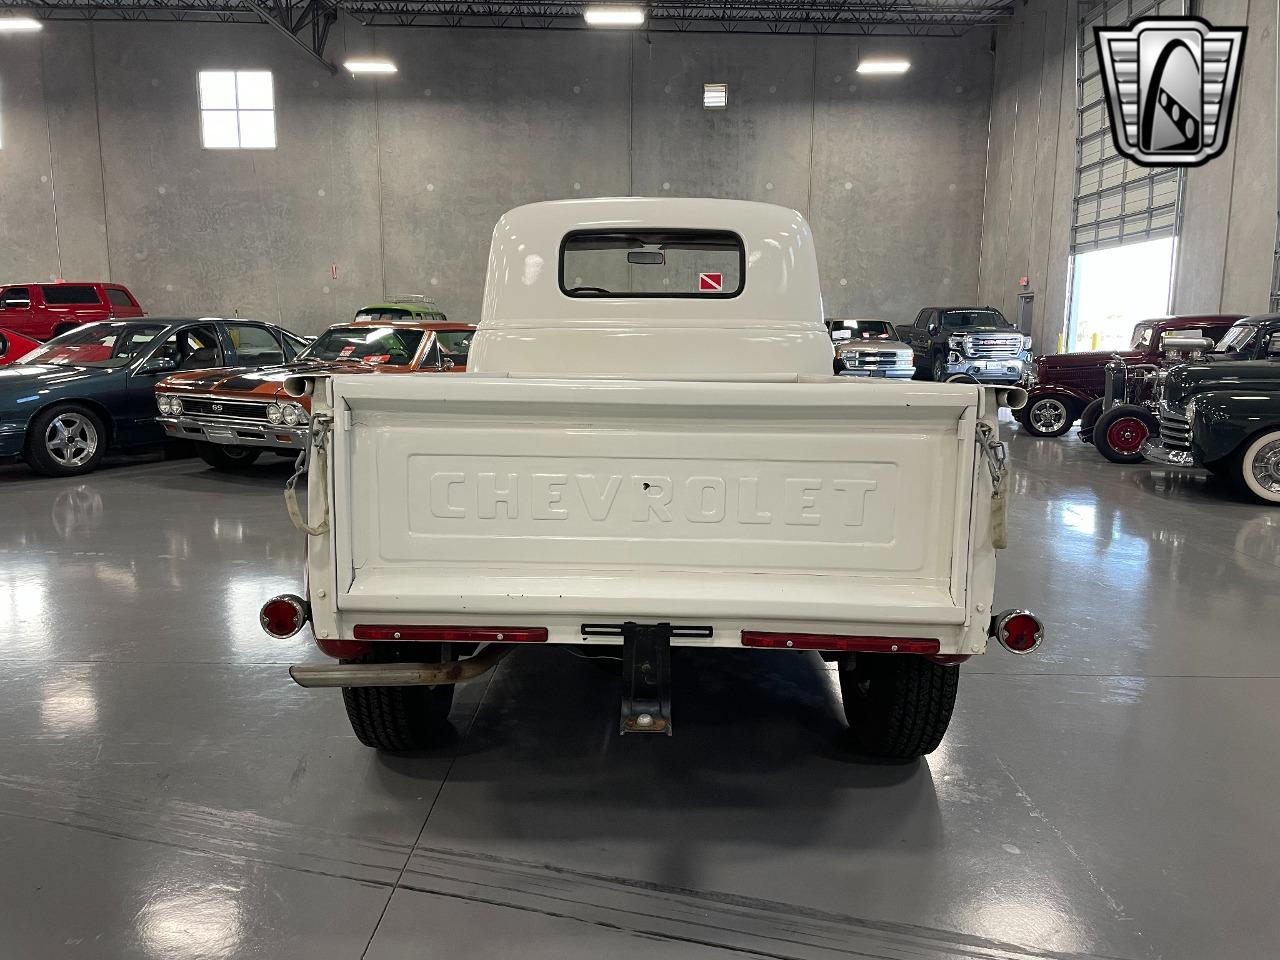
[19, 323, 169, 368]
[941, 309, 1012, 329]
[298, 326, 424, 364]
[1214, 324, 1256, 354]
[830, 319, 895, 340]
[1131, 323, 1155, 349]
[354, 308, 427, 323]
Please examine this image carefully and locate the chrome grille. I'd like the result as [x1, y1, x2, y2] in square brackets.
[964, 335, 1024, 358]
[1158, 402, 1192, 450]
[180, 397, 271, 422]
[844, 349, 911, 369]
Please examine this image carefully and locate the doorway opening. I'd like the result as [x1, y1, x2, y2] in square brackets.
[1065, 237, 1175, 352]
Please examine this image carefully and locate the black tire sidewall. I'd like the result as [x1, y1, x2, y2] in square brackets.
[932, 354, 947, 382]
[24, 404, 107, 477]
[1093, 405, 1158, 464]
[1020, 396, 1078, 437]
[196, 441, 262, 470]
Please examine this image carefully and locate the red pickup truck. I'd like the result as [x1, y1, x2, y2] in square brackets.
[0, 282, 145, 340]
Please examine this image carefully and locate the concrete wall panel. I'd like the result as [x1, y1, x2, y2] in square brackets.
[3, 20, 993, 334]
[810, 32, 993, 322]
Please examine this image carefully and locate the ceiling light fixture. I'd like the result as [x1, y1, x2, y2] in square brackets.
[583, 5, 646, 27]
[704, 83, 728, 110]
[344, 59, 398, 75]
[0, 17, 43, 31]
[856, 59, 911, 75]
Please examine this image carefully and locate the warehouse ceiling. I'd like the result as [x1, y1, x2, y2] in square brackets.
[0, 0, 1016, 73]
[2, 0, 1016, 35]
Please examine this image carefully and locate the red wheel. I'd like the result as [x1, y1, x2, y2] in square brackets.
[1093, 404, 1158, 464]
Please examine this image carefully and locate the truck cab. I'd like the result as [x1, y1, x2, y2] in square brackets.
[900, 306, 1031, 385]
[264, 198, 1039, 761]
[0, 282, 145, 340]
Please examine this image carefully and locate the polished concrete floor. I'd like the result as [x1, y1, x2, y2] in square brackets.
[1, 427, 1278, 960]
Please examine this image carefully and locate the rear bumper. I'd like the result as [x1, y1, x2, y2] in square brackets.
[1139, 438, 1196, 468]
[160, 415, 306, 451]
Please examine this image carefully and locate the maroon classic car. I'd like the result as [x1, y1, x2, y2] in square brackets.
[1016, 314, 1245, 437]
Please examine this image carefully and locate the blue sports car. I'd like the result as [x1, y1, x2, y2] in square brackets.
[0, 317, 308, 477]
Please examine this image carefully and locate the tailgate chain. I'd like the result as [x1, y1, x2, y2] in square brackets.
[284, 413, 332, 536]
[976, 421, 1010, 549]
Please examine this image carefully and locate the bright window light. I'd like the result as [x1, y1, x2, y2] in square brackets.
[583, 5, 645, 26]
[856, 59, 911, 75]
[198, 70, 275, 150]
[704, 83, 728, 110]
[0, 18, 42, 32]
[344, 59, 398, 75]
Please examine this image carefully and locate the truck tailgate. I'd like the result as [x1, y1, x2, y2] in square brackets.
[310, 375, 989, 645]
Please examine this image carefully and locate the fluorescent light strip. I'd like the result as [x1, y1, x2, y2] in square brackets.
[856, 60, 911, 75]
[344, 59, 398, 74]
[0, 17, 42, 31]
[704, 83, 728, 109]
[583, 5, 645, 26]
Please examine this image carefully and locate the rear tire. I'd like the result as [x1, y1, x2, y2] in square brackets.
[1093, 404, 1158, 464]
[195, 441, 262, 471]
[1078, 398, 1104, 444]
[341, 647, 456, 751]
[1018, 395, 1078, 438]
[838, 653, 958, 759]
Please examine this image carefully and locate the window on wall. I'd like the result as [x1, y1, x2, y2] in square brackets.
[198, 70, 276, 149]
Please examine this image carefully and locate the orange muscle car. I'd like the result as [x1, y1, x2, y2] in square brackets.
[155, 317, 475, 469]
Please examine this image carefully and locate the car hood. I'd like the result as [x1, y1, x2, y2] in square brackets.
[1165, 359, 1280, 405]
[835, 339, 912, 354]
[0, 363, 116, 389]
[158, 360, 376, 396]
[1037, 349, 1140, 370]
[947, 326, 1022, 336]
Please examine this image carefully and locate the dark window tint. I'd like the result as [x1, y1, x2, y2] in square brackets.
[1, 287, 32, 309]
[940, 309, 1012, 329]
[914, 310, 931, 328]
[41, 284, 101, 305]
[227, 323, 285, 365]
[105, 288, 134, 307]
[561, 230, 745, 298]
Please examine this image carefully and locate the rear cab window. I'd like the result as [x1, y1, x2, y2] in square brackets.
[41, 284, 102, 305]
[560, 229, 745, 298]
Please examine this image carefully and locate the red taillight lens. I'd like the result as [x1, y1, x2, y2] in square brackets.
[741, 632, 939, 654]
[261, 595, 308, 638]
[352, 625, 548, 643]
[993, 610, 1043, 654]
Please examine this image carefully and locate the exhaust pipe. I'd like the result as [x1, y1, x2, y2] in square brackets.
[289, 643, 513, 688]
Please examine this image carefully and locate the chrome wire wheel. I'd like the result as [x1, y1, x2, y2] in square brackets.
[1029, 398, 1068, 433]
[44, 412, 99, 468]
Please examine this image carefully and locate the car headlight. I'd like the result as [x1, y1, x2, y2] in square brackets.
[157, 395, 171, 415]
[1022, 335, 1033, 351]
[267, 403, 284, 424]
[948, 335, 965, 351]
[170, 398, 183, 416]
[282, 404, 299, 426]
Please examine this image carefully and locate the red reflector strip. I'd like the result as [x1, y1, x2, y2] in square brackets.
[352, 625, 548, 643]
[741, 632, 939, 654]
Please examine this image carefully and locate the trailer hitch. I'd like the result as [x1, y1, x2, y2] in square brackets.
[616, 622, 674, 735]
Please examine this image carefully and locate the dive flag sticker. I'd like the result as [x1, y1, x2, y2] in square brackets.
[699, 272, 723, 292]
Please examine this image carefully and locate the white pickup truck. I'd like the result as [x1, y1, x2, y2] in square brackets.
[260, 198, 1042, 759]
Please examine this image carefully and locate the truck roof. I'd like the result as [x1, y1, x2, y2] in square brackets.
[480, 197, 823, 330]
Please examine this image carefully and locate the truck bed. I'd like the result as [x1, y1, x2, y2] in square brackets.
[304, 374, 997, 655]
